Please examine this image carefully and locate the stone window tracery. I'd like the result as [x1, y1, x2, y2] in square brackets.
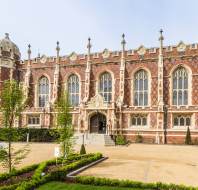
[68, 74, 79, 106]
[131, 114, 147, 126]
[99, 72, 112, 103]
[134, 70, 148, 106]
[172, 67, 188, 105]
[173, 114, 191, 127]
[38, 77, 49, 107]
[28, 115, 40, 126]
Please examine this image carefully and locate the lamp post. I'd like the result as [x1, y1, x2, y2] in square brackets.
[42, 107, 46, 128]
[96, 110, 99, 133]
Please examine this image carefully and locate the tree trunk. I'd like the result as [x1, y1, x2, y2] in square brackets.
[8, 141, 11, 173]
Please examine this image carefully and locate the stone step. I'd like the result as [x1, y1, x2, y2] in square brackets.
[74, 133, 115, 146]
[104, 135, 115, 146]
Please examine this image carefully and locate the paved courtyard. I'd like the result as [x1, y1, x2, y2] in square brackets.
[81, 144, 198, 186]
[0, 143, 198, 186]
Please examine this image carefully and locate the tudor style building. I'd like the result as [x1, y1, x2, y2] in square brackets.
[0, 31, 198, 144]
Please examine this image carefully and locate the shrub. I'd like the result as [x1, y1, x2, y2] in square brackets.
[135, 133, 143, 143]
[0, 163, 38, 182]
[80, 144, 86, 155]
[185, 127, 192, 145]
[0, 128, 59, 142]
[14, 153, 103, 190]
[75, 176, 197, 190]
[115, 135, 127, 145]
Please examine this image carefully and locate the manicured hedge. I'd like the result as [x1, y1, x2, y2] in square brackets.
[15, 153, 102, 190]
[0, 153, 103, 190]
[0, 163, 38, 182]
[0, 128, 59, 142]
[75, 176, 197, 190]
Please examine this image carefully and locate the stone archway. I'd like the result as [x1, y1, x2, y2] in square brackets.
[90, 113, 106, 134]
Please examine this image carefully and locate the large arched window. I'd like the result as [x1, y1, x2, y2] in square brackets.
[99, 72, 112, 103]
[172, 67, 188, 105]
[38, 77, 49, 107]
[68, 74, 79, 106]
[134, 70, 148, 106]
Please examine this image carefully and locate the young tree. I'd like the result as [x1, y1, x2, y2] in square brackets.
[0, 80, 29, 173]
[55, 92, 73, 158]
[185, 126, 192, 145]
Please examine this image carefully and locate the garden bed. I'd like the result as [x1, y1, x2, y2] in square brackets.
[0, 153, 103, 190]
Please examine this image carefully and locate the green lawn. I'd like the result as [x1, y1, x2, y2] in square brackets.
[37, 182, 143, 190]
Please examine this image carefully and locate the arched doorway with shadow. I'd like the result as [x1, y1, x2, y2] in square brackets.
[90, 112, 106, 134]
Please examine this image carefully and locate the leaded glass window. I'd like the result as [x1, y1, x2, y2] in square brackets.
[68, 74, 79, 106]
[172, 67, 188, 105]
[134, 70, 148, 106]
[173, 115, 191, 127]
[99, 72, 112, 103]
[131, 114, 147, 126]
[28, 115, 40, 126]
[38, 77, 49, 107]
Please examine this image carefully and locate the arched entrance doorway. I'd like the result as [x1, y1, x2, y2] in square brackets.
[90, 113, 106, 134]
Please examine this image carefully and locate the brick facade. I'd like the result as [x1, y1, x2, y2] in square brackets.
[1, 33, 198, 144]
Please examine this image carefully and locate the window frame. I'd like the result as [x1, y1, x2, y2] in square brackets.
[173, 114, 192, 128]
[27, 115, 41, 128]
[98, 72, 112, 103]
[172, 67, 188, 106]
[133, 69, 149, 107]
[38, 76, 50, 108]
[67, 74, 80, 107]
[130, 114, 148, 128]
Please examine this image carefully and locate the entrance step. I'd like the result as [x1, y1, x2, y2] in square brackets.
[104, 135, 115, 146]
[74, 133, 115, 146]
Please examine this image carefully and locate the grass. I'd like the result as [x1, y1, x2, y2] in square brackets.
[37, 181, 144, 190]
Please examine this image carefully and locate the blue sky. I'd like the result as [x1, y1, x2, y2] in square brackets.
[1, 0, 198, 59]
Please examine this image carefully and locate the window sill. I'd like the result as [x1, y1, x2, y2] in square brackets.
[132, 106, 150, 109]
[172, 126, 193, 130]
[130, 126, 149, 129]
[27, 125, 41, 128]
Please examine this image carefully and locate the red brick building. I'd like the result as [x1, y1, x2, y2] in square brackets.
[1, 31, 198, 144]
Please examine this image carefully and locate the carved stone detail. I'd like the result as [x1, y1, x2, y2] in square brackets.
[102, 48, 110, 59]
[177, 41, 186, 52]
[69, 52, 77, 61]
[87, 94, 107, 108]
[137, 45, 146, 55]
[40, 55, 47, 64]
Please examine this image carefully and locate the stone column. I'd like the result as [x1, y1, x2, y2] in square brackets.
[83, 38, 92, 103]
[156, 29, 165, 144]
[119, 34, 126, 134]
[52, 41, 60, 104]
[24, 44, 31, 99]
[119, 34, 126, 105]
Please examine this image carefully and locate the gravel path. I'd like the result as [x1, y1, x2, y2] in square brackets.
[0, 143, 198, 186]
[80, 144, 198, 186]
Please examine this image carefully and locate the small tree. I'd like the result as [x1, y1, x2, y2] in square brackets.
[80, 144, 86, 155]
[185, 127, 192, 145]
[55, 92, 73, 158]
[0, 80, 29, 173]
